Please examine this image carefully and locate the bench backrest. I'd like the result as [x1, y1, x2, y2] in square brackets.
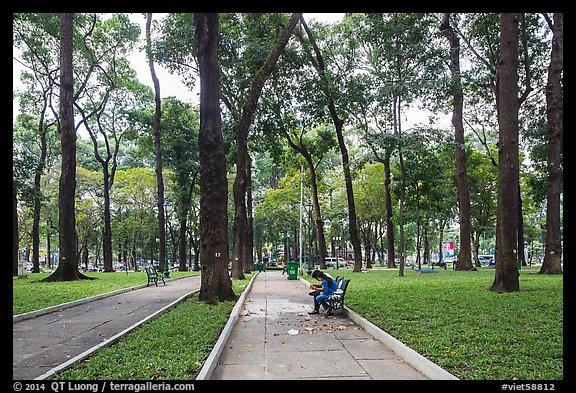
[146, 266, 158, 275]
[331, 278, 350, 297]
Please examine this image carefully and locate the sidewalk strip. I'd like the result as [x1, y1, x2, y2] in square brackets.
[34, 289, 199, 380]
[195, 271, 260, 380]
[13, 275, 195, 323]
[343, 307, 459, 380]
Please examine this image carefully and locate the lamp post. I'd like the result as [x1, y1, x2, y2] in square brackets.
[163, 200, 172, 278]
[286, 232, 290, 265]
[299, 165, 303, 272]
[334, 236, 341, 269]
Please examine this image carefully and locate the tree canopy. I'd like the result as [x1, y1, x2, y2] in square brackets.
[13, 12, 562, 295]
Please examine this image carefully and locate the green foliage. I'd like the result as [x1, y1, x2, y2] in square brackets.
[13, 12, 560, 307]
[354, 162, 386, 212]
[151, 13, 197, 90]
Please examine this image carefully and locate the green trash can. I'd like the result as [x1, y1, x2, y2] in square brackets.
[287, 262, 299, 280]
[255, 263, 265, 272]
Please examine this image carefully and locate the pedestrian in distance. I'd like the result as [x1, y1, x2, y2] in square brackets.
[307, 269, 338, 316]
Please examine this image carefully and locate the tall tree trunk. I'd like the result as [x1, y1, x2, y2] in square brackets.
[13, 185, 19, 276]
[395, 97, 407, 277]
[517, 182, 526, 267]
[438, 224, 445, 265]
[440, 13, 473, 270]
[472, 231, 481, 266]
[243, 153, 254, 273]
[540, 13, 563, 275]
[490, 13, 520, 293]
[177, 180, 194, 272]
[398, 149, 406, 277]
[146, 13, 166, 274]
[31, 97, 49, 273]
[516, 14, 533, 270]
[307, 159, 328, 270]
[365, 223, 372, 268]
[189, 225, 200, 271]
[179, 217, 188, 271]
[42, 13, 90, 282]
[383, 150, 396, 268]
[195, 12, 236, 303]
[231, 146, 247, 279]
[230, 13, 301, 278]
[46, 218, 53, 269]
[102, 167, 114, 272]
[423, 226, 430, 266]
[336, 120, 363, 272]
[299, 16, 363, 272]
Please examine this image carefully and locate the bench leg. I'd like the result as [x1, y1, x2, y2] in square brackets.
[146, 272, 162, 287]
[328, 301, 344, 314]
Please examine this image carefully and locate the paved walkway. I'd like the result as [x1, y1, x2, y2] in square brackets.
[207, 270, 438, 380]
[13, 270, 457, 381]
[13, 275, 201, 380]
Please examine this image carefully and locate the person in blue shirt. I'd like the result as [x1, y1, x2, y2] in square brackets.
[308, 269, 338, 316]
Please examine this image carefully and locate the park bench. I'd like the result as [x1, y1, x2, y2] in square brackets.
[326, 277, 350, 315]
[145, 266, 165, 287]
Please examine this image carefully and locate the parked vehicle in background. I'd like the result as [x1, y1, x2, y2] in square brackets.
[25, 263, 47, 273]
[325, 257, 347, 269]
[477, 255, 495, 266]
[81, 264, 97, 272]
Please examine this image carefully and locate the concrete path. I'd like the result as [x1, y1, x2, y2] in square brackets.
[207, 270, 450, 380]
[13, 270, 457, 381]
[13, 275, 201, 380]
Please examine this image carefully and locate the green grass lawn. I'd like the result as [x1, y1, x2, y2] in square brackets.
[311, 266, 563, 380]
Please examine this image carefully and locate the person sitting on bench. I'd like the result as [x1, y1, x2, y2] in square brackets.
[307, 269, 338, 316]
